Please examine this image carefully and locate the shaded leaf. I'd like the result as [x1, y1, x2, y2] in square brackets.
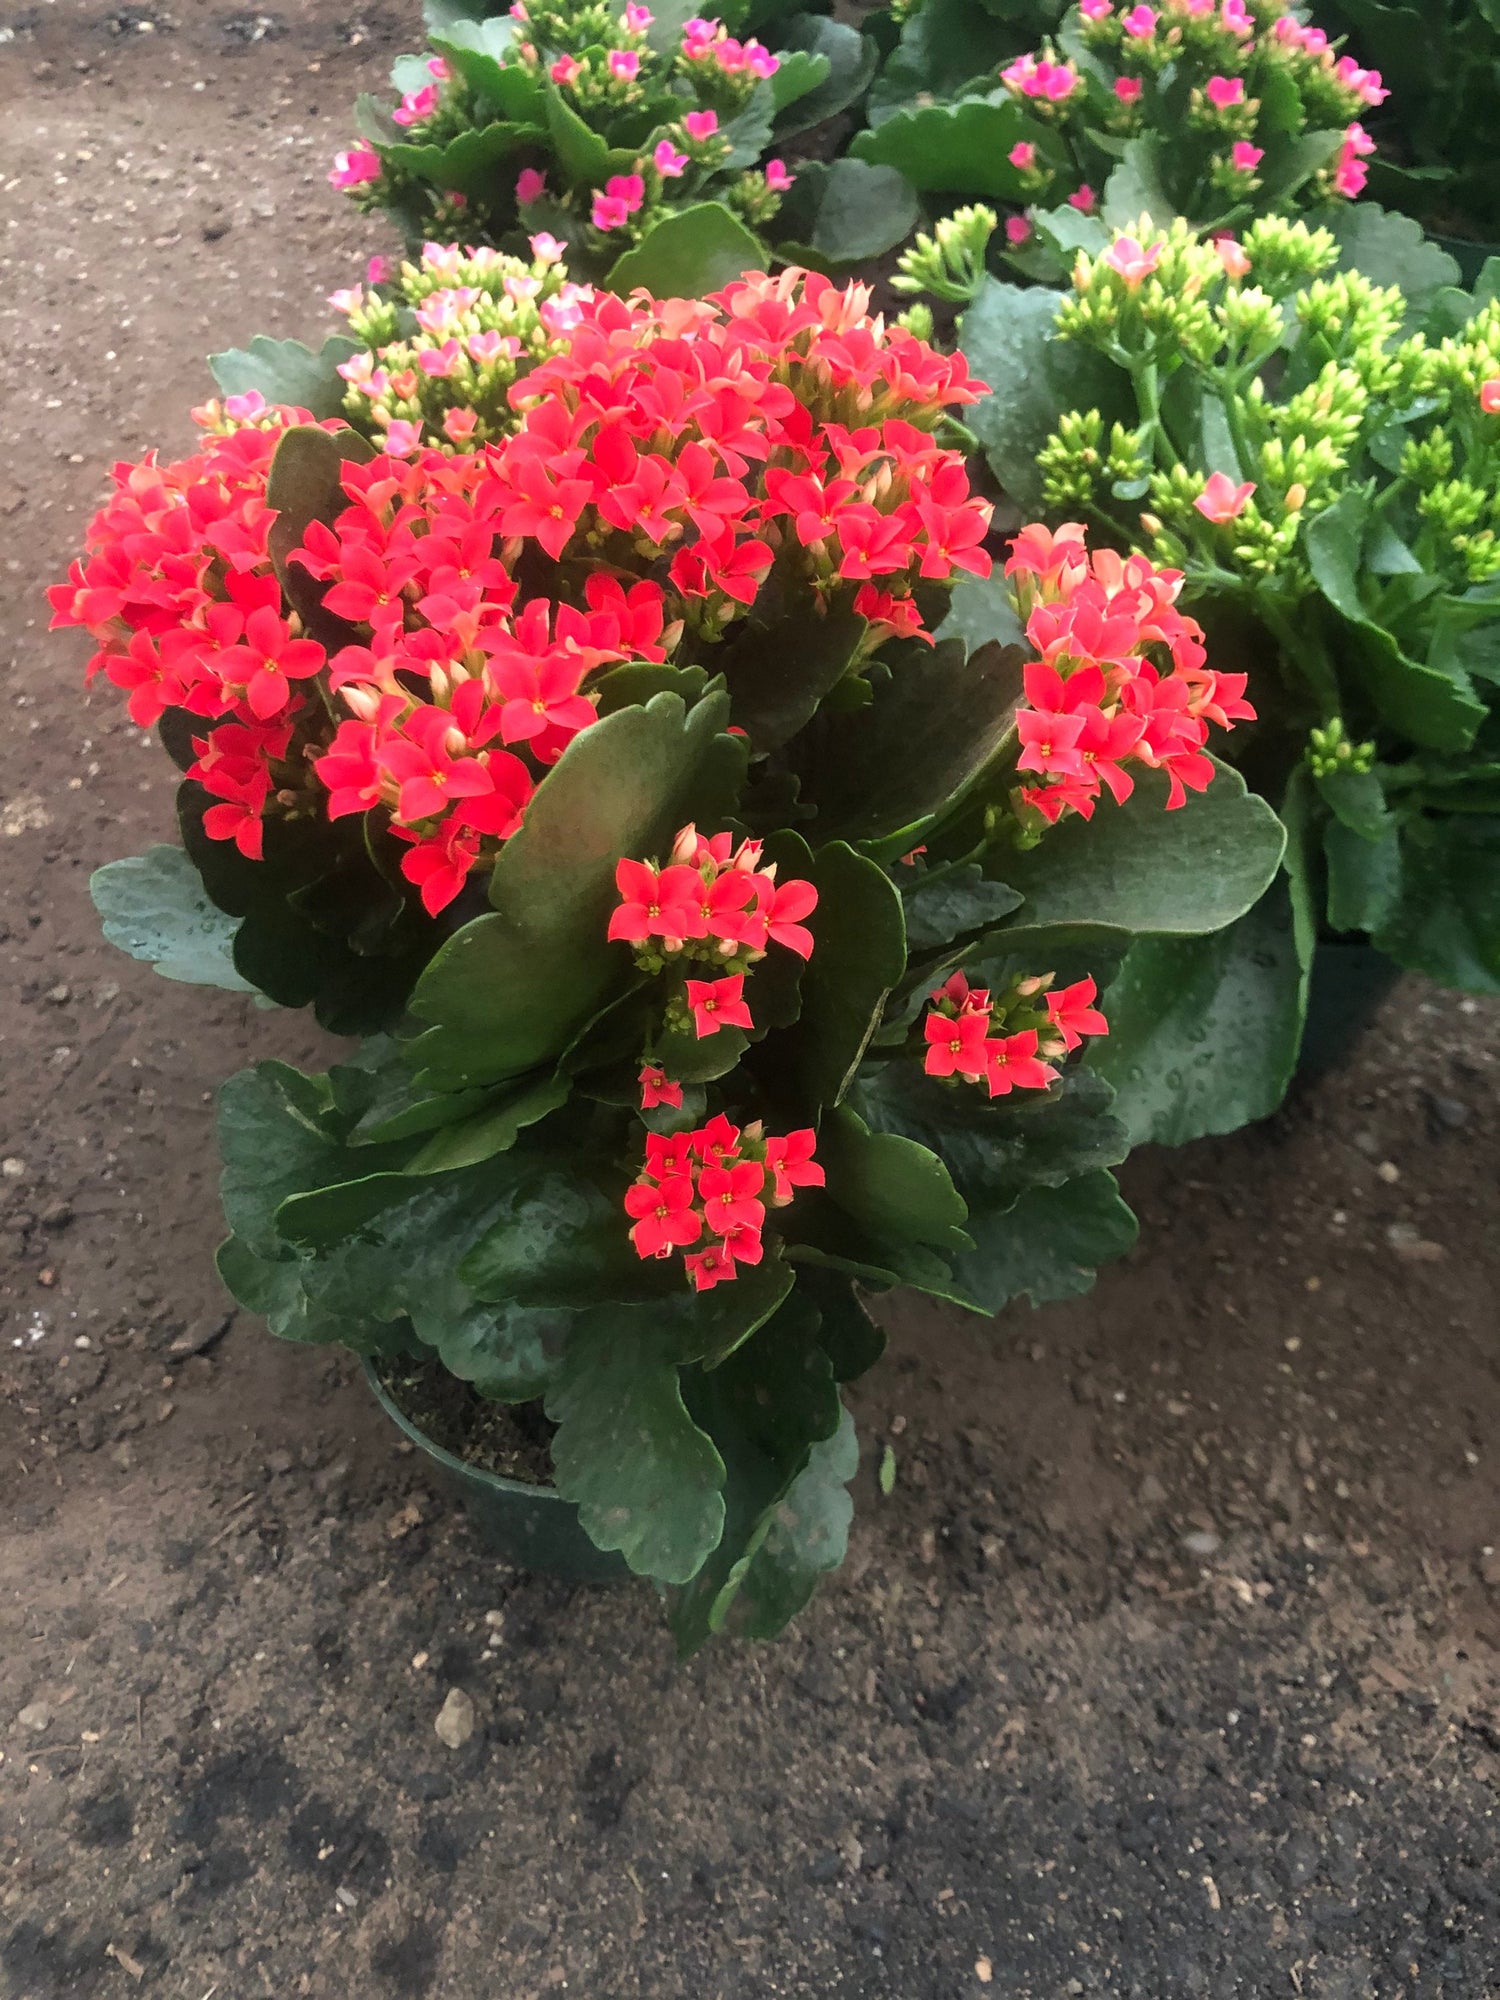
[852, 96, 1033, 199]
[793, 843, 906, 1106]
[208, 335, 361, 421]
[91, 846, 252, 991]
[607, 203, 769, 297]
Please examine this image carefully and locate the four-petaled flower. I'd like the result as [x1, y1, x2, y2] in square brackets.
[625, 1173, 702, 1259]
[686, 974, 754, 1038]
[1194, 471, 1255, 523]
[638, 1065, 683, 1111]
[1101, 234, 1163, 286]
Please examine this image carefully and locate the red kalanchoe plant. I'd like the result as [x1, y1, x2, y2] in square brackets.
[64, 265, 1288, 1649]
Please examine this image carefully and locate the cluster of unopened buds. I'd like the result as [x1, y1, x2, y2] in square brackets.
[609, 825, 817, 1102]
[624, 1116, 822, 1289]
[327, 239, 582, 455]
[1003, 522, 1254, 823]
[922, 969, 1108, 1098]
[992, 0, 1384, 240]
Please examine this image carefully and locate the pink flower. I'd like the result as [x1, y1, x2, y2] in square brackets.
[443, 408, 479, 443]
[394, 83, 440, 126]
[764, 158, 794, 193]
[1334, 55, 1388, 104]
[608, 48, 641, 79]
[1009, 141, 1037, 170]
[365, 253, 394, 284]
[549, 54, 581, 85]
[382, 419, 423, 459]
[1121, 4, 1158, 37]
[1205, 74, 1244, 109]
[529, 230, 566, 263]
[1333, 121, 1375, 198]
[329, 143, 381, 189]
[1194, 470, 1255, 523]
[1480, 380, 1500, 414]
[1221, 0, 1253, 32]
[1213, 234, 1251, 278]
[516, 167, 548, 204]
[654, 138, 689, 177]
[624, 1, 654, 27]
[1114, 76, 1143, 102]
[223, 391, 266, 421]
[683, 109, 718, 141]
[1231, 140, 1264, 172]
[1080, 0, 1112, 16]
[1068, 183, 1097, 214]
[1005, 214, 1033, 246]
[1101, 233, 1162, 285]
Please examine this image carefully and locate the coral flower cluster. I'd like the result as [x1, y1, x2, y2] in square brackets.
[624, 1117, 823, 1289]
[1004, 523, 1254, 823]
[52, 270, 990, 914]
[610, 823, 818, 1103]
[922, 969, 1109, 1098]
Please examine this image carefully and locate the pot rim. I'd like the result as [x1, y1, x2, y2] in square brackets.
[362, 1355, 570, 1506]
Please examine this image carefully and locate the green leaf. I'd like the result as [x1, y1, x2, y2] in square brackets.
[954, 1169, 1138, 1311]
[771, 158, 921, 266]
[1315, 201, 1463, 320]
[793, 843, 906, 1106]
[456, 1160, 647, 1307]
[218, 1062, 349, 1260]
[719, 604, 866, 751]
[1325, 815, 1401, 934]
[991, 760, 1287, 954]
[878, 1442, 897, 1495]
[1305, 493, 1488, 751]
[429, 16, 547, 124]
[670, 1289, 845, 1651]
[960, 279, 1125, 512]
[1372, 814, 1500, 991]
[208, 335, 361, 421]
[1315, 765, 1390, 840]
[1101, 136, 1174, 229]
[91, 846, 253, 990]
[592, 661, 710, 715]
[794, 637, 1027, 850]
[403, 1070, 571, 1173]
[771, 17, 877, 137]
[934, 570, 1025, 655]
[1085, 874, 1309, 1147]
[898, 862, 1024, 953]
[408, 692, 746, 1087]
[767, 41, 830, 114]
[606, 203, 769, 296]
[731, 1407, 856, 1636]
[818, 1102, 970, 1255]
[265, 424, 375, 630]
[867, 0, 1034, 122]
[379, 119, 545, 197]
[853, 96, 1033, 199]
[545, 1314, 727, 1584]
[544, 83, 612, 183]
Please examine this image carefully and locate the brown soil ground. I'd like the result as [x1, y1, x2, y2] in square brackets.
[3, 8, 1500, 1997]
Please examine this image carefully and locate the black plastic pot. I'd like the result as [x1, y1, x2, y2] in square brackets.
[1297, 937, 1403, 1083]
[364, 1359, 628, 1583]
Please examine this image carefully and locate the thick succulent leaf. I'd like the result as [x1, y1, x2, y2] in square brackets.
[771, 159, 921, 267]
[408, 692, 746, 1088]
[1372, 814, 1500, 991]
[403, 1071, 572, 1173]
[852, 96, 1034, 198]
[867, 0, 1036, 122]
[1305, 493, 1488, 751]
[960, 280, 1127, 512]
[671, 1289, 844, 1651]
[379, 119, 546, 196]
[817, 1102, 971, 1256]
[952, 1169, 1138, 1313]
[91, 846, 253, 991]
[729, 1403, 857, 1636]
[265, 424, 376, 637]
[898, 861, 1024, 953]
[429, 16, 547, 124]
[607, 203, 769, 296]
[1086, 873, 1309, 1147]
[794, 638, 1026, 851]
[1316, 200, 1462, 322]
[718, 604, 867, 751]
[545, 1314, 727, 1584]
[218, 1061, 360, 1259]
[792, 842, 907, 1106]
[456, 1160, 655, 1309]
[208, 335, 361, 421]
[934, 570, 1025, 655]
[988, 760, 1287, 954]
[772, 17, 877, 137]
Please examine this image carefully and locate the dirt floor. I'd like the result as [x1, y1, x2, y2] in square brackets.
[3, 6, 1500, 1996]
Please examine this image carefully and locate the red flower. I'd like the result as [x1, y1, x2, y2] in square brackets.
[984, 1030, 1056, 1097]
[638, 1065, 683, 1110]
[698, 1158, 766, 1236]
[607, 860, 705, 947]
[691, 1113, 741, 1166]
[1045, 978, 1108, 1051]
[924, 1007, 990, 1081]
[763, 1129, 822, 1205]
[625, 1173, 703, 1259]
[685, 974, 754, 1038]
[684, 1241, 736, 1290]
[216, 606, 326, 721]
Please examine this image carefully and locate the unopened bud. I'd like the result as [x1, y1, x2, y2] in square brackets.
[1284, 483, 1307, 512]
[670, 823, 699, 866]
[1139, 512, 1164, 536]
[341, 683, 380, 720]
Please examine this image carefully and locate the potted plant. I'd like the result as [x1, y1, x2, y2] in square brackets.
[957, 211, 1500, 1145]
[53, 267, 1280, 1645]
[329, 0, 911, 301]
[853, 0, 1384, 290]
